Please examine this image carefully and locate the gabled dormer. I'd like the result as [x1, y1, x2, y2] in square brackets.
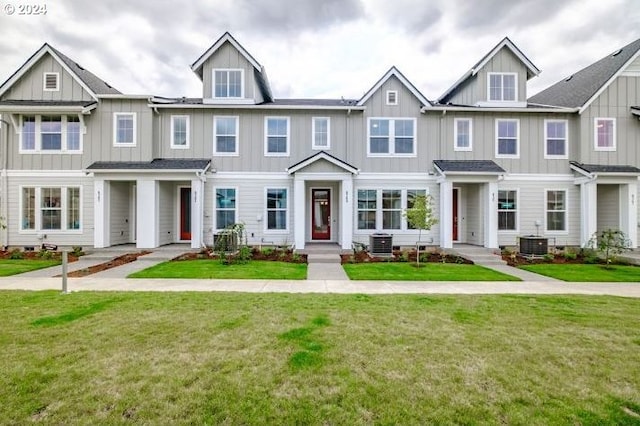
[191, 32, 273, 105]
[438, 37, 540, 107]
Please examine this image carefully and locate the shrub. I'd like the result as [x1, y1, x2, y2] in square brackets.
[237, 245, 252, 263]
[261, 247, 274, 256]
[38, 250, 53, 260]
[71, 246, 84, 257]
[9, 249, 24, 260]
[543, 253, 554, 262]
[563, 249, 577, 260]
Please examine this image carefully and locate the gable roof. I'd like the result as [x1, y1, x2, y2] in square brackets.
[0, 43, 119, 100]
[528, 37, 640, 112]
[438, 37, 540, 104]
[287, 151, 359, 175]
[357, 66, 431, 107]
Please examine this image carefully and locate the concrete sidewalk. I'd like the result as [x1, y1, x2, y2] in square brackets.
[1, 276, 639, 297]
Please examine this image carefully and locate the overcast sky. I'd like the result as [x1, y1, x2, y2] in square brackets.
[0, 0, 639, 101]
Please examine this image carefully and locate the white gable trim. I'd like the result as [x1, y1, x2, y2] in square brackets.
[357, 67, 431, 107]
[191, 32, 261, 76]
[0, 44, 98, 100]
[287, 151, 359, 175]
[578, 48, 640, 114]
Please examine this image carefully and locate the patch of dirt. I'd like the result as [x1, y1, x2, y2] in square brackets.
[340, 250, 473, 265]
[65, 251, 151, 277]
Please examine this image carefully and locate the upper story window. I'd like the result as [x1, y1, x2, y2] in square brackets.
[171, 115, 189, 149]
[214, 116, 239, 155]
[264, 117, 289, 156]
[213, 69, 243, 98]
[312, 117, 330, 150]
[43, 72, 59, 91]
[544, 120, 568, 158]
[488, 73, 516, 102]
[386, 90, 398, 105]
[20, 115, 82, 153]
[495, 119, 519, 158]
[113, 113, 136, 146]
[454, 118, 472, 151]
[368, 118, 416, 157]
[594, 118, 616, 151]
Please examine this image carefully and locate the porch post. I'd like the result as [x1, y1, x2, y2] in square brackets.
[190, 178, 204, 249]
[340, 176, 354, 250]
[136, 179, 159, 248]
[93, 179, 109, 248]
[484, 181, 498, 248]
[439, 179, 453, 248]
[293, 175, 305, 250]
[580, 181, 597, 247]
[620, 183, 638, 248]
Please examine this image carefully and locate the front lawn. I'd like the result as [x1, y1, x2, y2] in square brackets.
[520, 263, 640, 282]
[1, 291, 639, 424]
[0, 259, 60, 276]
[128, 260, 307, 279]
[343, 262, 520, 281]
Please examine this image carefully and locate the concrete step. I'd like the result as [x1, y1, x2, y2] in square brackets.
[307, 253, 342, 264]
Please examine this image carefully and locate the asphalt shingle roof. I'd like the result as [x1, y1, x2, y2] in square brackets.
[87, 159, 211, 171]
[528, 38, 640, 108]
[434, 160, 505, 174]
[48, 44, 120, 95]
[570, 161, 640, 175]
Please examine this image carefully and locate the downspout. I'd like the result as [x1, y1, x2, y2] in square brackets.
[0, 117, 10, 249]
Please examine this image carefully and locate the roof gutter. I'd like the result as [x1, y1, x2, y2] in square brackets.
[422, 105, 579, 113]
[147, 103, 366, 111]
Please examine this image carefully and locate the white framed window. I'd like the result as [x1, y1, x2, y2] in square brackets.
[382, 190, 402, 230]
[20, 186, 82, 232]
[545, 190, 567, 233]
[406, 189, 427, 230]
[488, 73, 517, 101]
[265, 188, 288, 231]
[113, 113, 136, 146]
[594, 118, 616, 151]
[264, 117, 290, 156]
[544, 120, 568, 159]
[357, 189, 377, 230]
[19, 115, 82, 153]
[357, 189, 428, 231]
[214, 116, 238, 155]
[215, 188, 237, 230]
[368, 118, 416, 157]
[171, 115, 189, 149]
[498, 190, 518, 231]
[495, 119, 519, 158]
[213, 69, 243, 98]
[43, 72, 59, 91]
[312, 117, 330, 150]
[386, 90, 398, 105]
[454, 118, 472, 151]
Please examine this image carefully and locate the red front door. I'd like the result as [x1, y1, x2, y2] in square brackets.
[180, 187, 191, 240]
[311, 189, 331, 240]
[452, 188, 459, 241]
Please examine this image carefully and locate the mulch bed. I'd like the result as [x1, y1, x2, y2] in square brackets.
[173, 247, 307, 264]
[341, 250, 473, 265]
[65, 251, 151, 277]
[501, 253, 612, 267]
[0, 250, 79, 262]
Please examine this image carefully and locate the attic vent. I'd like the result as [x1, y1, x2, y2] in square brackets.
[612, 49, 622, 57]
[565, 75, 573, 82]
[43, 72, 59, 91]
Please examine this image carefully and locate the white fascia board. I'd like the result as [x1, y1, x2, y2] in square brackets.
[473, 38, 541, 78]
[358, 66, 431, 107]
[424, 105, 579, 113]
[191, 33, 261, 74]
[148, 103, 366, 111]
[287, 152, 358, 175]
[7, 170, 87, 177]
[0, 105, 95, 113]
[97, 94, 151, 100]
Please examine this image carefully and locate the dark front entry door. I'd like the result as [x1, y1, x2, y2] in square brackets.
[311, 189, 331, 240]
[180, 187, 191, 240]
[452, 188, 459, 241]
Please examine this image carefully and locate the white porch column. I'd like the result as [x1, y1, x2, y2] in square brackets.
[484, 181, 498, 248]
[580, 181, 597, 247]
[136, 179, 159, 248]
[190, 178, 204, 249]
[93, 179, 110, 248]
[293, 176, 306, 250]
[439, 180, 453, 248]
[620, 183, 638, 248]
[340, 176, 354, 250]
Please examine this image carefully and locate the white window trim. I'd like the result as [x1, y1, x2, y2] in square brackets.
[212, 68, 245, 99]
[214, 186, 239, 230]
[495, 118, 520, 159]
[113, 112, 137, 147]
[454, 118, 473, 152]
[264, 116, 290, 157]
[487, 72, 518, 102]
[497, 188, 519, 234]
[19, 115, 83, 154]
[311, 117, 331, 150]
[386, 90, 398, 105]
[355, 188, 430, 233]
[544, 119, 569, 159]
[367, 117, 417, 157]
[594, 117, 616, 152]
[544, 189, 569, 235]
[19, 185, 83, 234]
[43, 72, 59, 91]
[264, 187, 289, 233]
[170, 115, 190, 149]
[213, 115, 239, 156]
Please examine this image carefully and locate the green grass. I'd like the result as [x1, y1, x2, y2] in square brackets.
[1, 291, 640, 424]
[343, 262, 520, 281]
[128, 259, 307, 279]
[521, 264, 640, 282]
[0, 259, 60, 276]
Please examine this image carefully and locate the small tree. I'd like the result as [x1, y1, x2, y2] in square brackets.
[588, 228, 631, 268]
[404, 194, 438, 266]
